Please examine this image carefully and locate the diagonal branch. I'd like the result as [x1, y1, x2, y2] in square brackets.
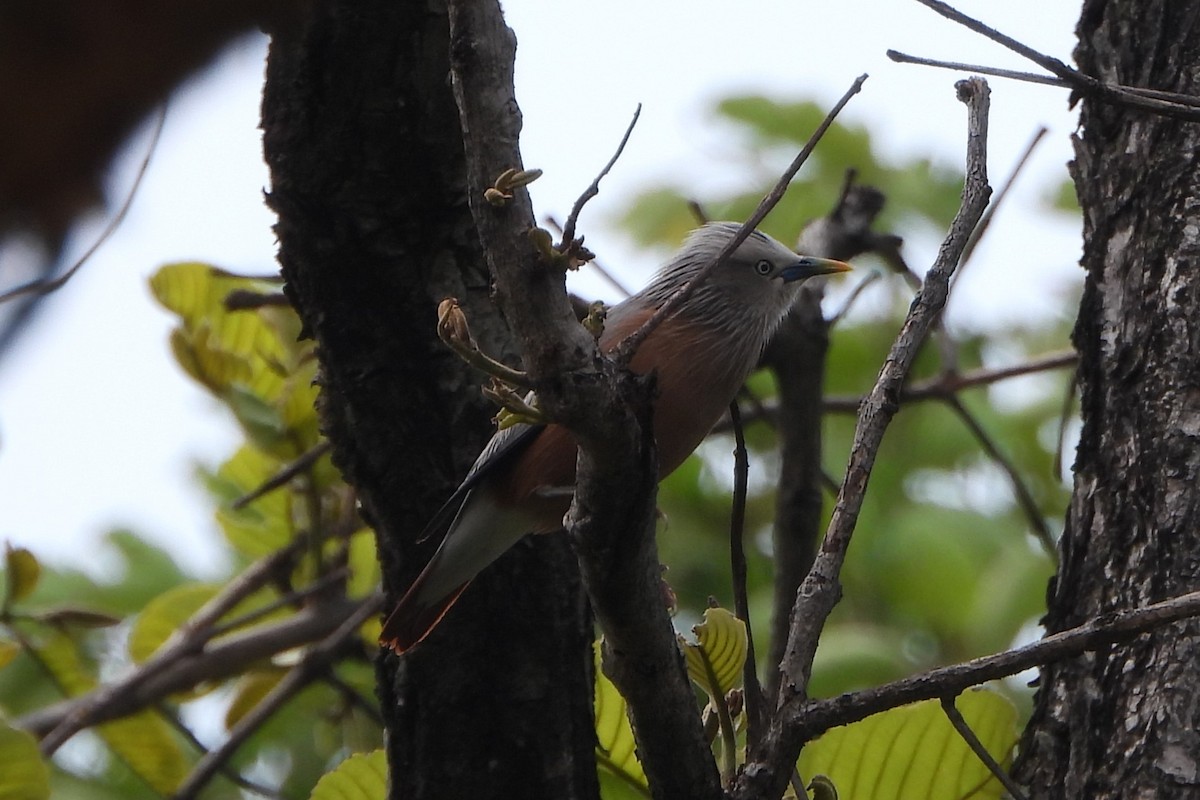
[445, 2, 721, 797]
[940, 695, 1029, 800]
[734, 77, 993, 800]
[19, 595, 373, 739]
[614, 74, 869, 366]
[558, 104, 641, 251]
[912, 0, 1200, 121]
[173, 593, 383, 799]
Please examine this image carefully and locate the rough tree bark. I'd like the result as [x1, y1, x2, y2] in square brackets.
[1015, 2, 1200, 796]
[261, 2, 597, 798]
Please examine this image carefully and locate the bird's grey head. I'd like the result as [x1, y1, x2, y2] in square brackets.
[638, 222, 851, 340]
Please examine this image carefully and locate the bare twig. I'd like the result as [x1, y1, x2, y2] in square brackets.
[738, 78, 993, 800]
[912, 0, 1200, 121]
[156, 703, 285, 799]
[720, 350, 1078, 430]
[888, 49, 1065, 88]
[940, 695, 1030, 800]
[0, 105, 167, 306]
[727, 401, 766, 743]
[224, 289, 292, 312]
[21, 596, 371, 740]
[1053, 371, 1079, 481]
[943, 395, 1056, 557]
[545, 215, 633, 297]
[37, 542, 304, 751]
[558, 104, 642, 251]
[827, 271, 882, 326]
[174, 593, 384, 799]
[959, 126, 1047, 270]
[232, 441, 333, 510]
[795, 587, 1200, 742]
[206, 567, 351, 639]
[614, 73, 869, 366]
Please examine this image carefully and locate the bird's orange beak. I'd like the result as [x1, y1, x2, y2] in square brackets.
[779, 257, 853, 282]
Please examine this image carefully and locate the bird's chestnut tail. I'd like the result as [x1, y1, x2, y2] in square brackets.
[380, 579, 471, 654]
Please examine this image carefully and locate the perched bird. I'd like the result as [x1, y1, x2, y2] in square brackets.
[381, 222, 851, 653]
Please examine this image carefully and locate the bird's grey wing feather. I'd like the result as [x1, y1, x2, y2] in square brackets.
[415, 420, 545, 543]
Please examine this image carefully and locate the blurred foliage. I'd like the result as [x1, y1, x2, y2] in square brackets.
[0, 265, 379, 799]
[623, 95, 1072, 710]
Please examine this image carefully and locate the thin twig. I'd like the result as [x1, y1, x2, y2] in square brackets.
[232, 441, 332, 510]
[943, 395, 1056, 557]
[939, 695, 1030, 800]
[206, 568, 351, 639]
[558, 104, 642, 250]
[743, 78, 992, 800]
[0, 105, 167, 306]
[912, 0, 1200, 121]
[1054, 371, 1079, 481]
[734, 586, 1200, 799]
[828, 271, 882, 326]
[615, 74, 869, 366]
[727, 401, 766, 743]
[545, 215, 633, 297]
[815, 350, 1078, 415]
[959, 126, 1047, 270]
[155, 703, 285, 799]
[39, 541, 303, 753]
[323, 671, 385, 727]
[173, 593, 384, 800]
[888, 49, 1065, 88]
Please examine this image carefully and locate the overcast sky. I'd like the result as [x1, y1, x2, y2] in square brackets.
[0, 0, 1081, 578]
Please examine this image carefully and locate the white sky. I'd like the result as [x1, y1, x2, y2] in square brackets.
[0, 0, 1081, 577]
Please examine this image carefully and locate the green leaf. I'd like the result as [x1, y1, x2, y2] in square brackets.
[31, 629, 186, 794]
[33, 629, 96, 697]
[798, 689, 1018, 800]
[128, 583, 219, 663]
[0, 639, 19, 671]
[97, 713, 187, 796]
[346, 529, 381, 600]
[4, 545, 40, 606]
[594, 644, 648, 794]
[0, 722, 50, 800]
[309, 749, 387, 800]
[680, 607, 747, 699]
[225, 670, 284, 730]
[213, 444, 294, 558]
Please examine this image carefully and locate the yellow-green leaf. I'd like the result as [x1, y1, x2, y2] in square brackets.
[4, 545, 40, 605]
[798, 689, 1019, 800]
[309, 749, 387, 800]
[0, 640, 19, 671]
[0, 722, 50, 800]
[594, 643, 648, 794]
[128, 583, 219, 663]
[97, 713, 187, 796]
[28, 630, 186, 794]
[346, 529, 381, 600]
[680, 607, 747, 699]
[214, 445, 293, 558]
[225, 670, 284, 730]
[34, 629, 96, 697]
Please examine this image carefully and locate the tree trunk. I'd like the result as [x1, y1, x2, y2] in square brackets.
[1015, 3, 1200, 796]
[261, 2, 598, 798]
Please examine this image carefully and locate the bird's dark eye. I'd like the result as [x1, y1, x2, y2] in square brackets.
[754, 259, 773, 276]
